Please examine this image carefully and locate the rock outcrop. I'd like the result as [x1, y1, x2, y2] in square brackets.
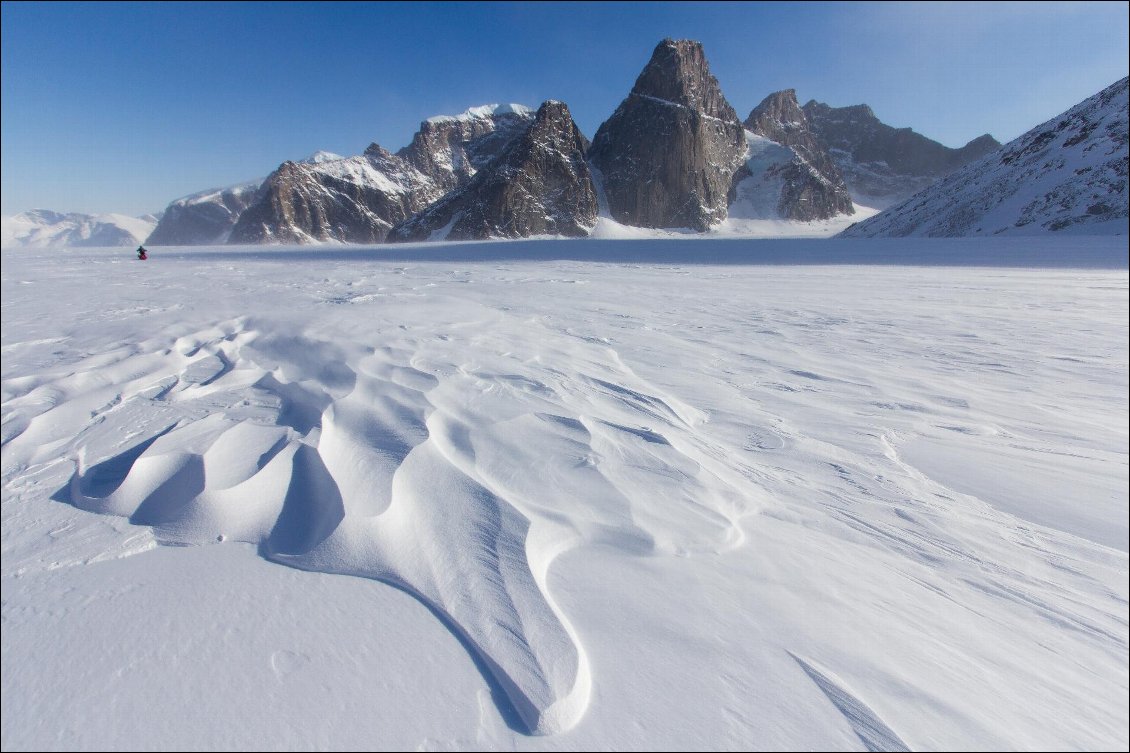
[390, 101, 598, 242]
[588, 39, 747, 231]
[227, 147, 429, 244]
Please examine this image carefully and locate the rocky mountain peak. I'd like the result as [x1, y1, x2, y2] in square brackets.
[629, 38, 739, 121]
[528, 100, 574, 138]
[745, 89, 810, 144]
[961, 133, 1002, 154]
[589, 39, 746, 231]
[389, 99, 597, 242]
[731, 89, 855, 222]
[363, 142, 394, 160]
[746, 89, 818, 150]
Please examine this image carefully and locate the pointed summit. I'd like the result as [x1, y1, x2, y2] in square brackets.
[745, 89, 810, 146]
[589, 39, 747, 231]
[630, 39, 740, 119]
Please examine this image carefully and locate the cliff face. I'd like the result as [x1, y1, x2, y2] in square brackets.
[588, 39, 747, 231]
[390, 101, 598, 242]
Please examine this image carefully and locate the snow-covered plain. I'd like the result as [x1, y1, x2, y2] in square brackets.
[2, 237, 1127, 751]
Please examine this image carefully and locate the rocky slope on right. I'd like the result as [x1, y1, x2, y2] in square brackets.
[840, 77, 1128, 238]
[804, 100, 1000, 209]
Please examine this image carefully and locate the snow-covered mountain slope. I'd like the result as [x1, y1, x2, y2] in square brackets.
[738, 90, 854, 221]
[842, 77, 1129, 238]
[724, 131, 872, 235]
[1, 209, 156, 248]
[2, 238, 1126, 750]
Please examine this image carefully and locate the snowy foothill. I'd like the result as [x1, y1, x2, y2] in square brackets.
[1, 237, 1127, 750]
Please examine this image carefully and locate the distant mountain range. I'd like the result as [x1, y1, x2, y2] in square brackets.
[1, 209, 157, 248]
[3, 39, 1124, 248]
[841, 76, 1129, 238]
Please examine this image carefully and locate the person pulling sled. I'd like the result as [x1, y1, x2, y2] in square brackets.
[137, 246, 148, 260]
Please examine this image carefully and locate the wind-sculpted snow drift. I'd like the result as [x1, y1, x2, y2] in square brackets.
[4, 315, 749, 735]
[3, 240, 1126, 750]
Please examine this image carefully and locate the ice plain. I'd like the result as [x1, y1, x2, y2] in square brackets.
[1, 236, 1127, 751]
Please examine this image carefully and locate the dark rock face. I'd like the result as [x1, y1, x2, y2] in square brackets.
[803, 100, 1001, 208]
[229, 106, 537, 244]
[147, 182, 262, 245]
[739, 90, 854, 221]
[588, 39, 747, 231]
[390, 101, 598, 242]
[841, 77, 1128, 238]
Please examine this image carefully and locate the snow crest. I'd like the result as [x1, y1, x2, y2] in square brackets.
[427, 103, 535, 125]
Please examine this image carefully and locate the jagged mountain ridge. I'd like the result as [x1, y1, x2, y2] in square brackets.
[804, 100, 1001, 208]
[399, 104, 541, 195]
[226, 147, 430, 244]
[76, 38, 1118, 247]
[226, 106, 535, 244]
[841, 77, 1129, 238]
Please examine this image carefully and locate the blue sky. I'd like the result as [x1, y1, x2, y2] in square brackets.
[2, 1, 1127, 217]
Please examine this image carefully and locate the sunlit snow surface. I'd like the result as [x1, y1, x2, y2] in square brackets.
[2, 237, 1127, 750]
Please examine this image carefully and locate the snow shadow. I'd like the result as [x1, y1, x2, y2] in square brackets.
[157, 236, 1128, 268]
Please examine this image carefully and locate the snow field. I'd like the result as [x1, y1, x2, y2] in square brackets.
[1, 237, 1127, 750]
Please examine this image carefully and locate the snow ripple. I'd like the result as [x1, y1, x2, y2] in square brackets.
[5, 315, 749, 735]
